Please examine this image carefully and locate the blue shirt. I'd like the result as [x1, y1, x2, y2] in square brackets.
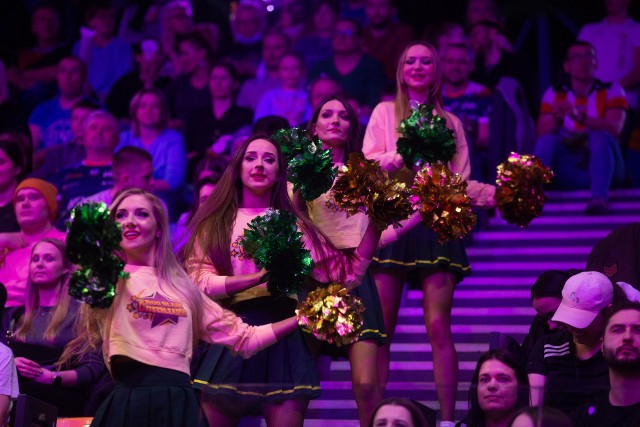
[29, 97, 73, 149]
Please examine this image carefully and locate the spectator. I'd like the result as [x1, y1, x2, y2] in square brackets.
[309, 75, 343, 109]
[31, 100, 99, 180]
[172, 175, 219, 254]
[0, 131, 31, 177]
[457, 349, 529, 427]
[227, 0, 267, 79]
[275, 0, 311, 45]
[362, 0, 415, 80]
[533, 41, 627, 215]
[310, 19, 387, 116]
[28, 56, 87, 151]
[293, 0, 339, 72]
[341, 0, 367, 25]
[237, 31, 290, 111]
[105, 38, 172, 122]
[0, 340, 18, 425]
[119, 88, 187, 195]
[0, 178, 66, 308]
[587, 223, 640, 288]
[369, 398, 429, 427]
[442, 43, 492, 181]
[251, 114, 290, 137]
[166, 31, 214, 129]
[52, 110, 117, 223]
[6, 4, 69, 111]
[159, 0, 194, 78]
[254, 53, 312, 126]
[0, 138, 26, 233]
[0, 282, 19, 424]
[84, 146, 153, 207]
[521, 270, 577, 359]
[184, 61, 253, 165]
[426, 22, 469, 56]
[508, 407, 572, 427]
[73, 3, 134, 100]
[527, 271, 624, 414]
[466, 0, 503, 27]
[578, 0, 640, 110]
[3, 238, 106, 416]
[570, 302, 640, 426]
[468, 21, 529, 96]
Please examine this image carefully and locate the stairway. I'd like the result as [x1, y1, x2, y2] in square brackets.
[302, 188, 640, 426]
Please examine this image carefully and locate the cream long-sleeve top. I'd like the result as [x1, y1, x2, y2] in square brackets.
[307, 169, 422, 250]
[187, 207, 371, 301]
[362, 101, 496, 208]
[101, 264, 277, 376]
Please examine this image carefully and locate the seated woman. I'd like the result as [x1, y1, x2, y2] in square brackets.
[0, 178, 66, 308]
[172, 175, 219, 254]
[183, 61, 253, 169]
[118, 88, 188, 217]
[369, 398, 430, 427]
[2, 238, 106, 416]
[457, 349, 529, 427]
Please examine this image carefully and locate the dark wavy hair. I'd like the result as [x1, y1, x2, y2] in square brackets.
[369, 398, 430, 427]
[467, 349, 529, 427]
[306, 94, 362, 163]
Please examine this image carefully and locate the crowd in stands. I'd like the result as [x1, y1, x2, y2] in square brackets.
[0, 0, 639, 426]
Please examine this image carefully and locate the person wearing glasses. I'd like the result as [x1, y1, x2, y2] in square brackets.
[533, 40, 628, 215]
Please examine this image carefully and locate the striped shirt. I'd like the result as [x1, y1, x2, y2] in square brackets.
[539, 80, 628, 134]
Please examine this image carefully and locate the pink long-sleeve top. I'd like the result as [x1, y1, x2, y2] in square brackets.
[362, 101, 499, 208]
[186, 208, 371, 302]
[362, 101, 471, 179]
[102, 264, 277, 376]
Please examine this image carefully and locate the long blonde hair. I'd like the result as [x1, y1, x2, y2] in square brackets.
[13, 238, 73, 342]
[59, 189, 206, 366]
[394, 41, 446, 128]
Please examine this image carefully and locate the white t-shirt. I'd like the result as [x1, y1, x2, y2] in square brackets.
[0, 342, 19, 422]
[579, 18, 640, 108]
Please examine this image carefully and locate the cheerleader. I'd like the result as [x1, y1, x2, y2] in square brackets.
[362, 41, 471, 426]
[304, 95, 422, 426]
[59, 188, 298, 427]
[184, 135, 381, 427]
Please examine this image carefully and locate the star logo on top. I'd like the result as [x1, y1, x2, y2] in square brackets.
[127, 291, 188, 328]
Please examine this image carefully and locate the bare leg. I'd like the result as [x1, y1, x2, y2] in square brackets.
[200, 397, 240, 427]
[420, 269, 458, 422]
[347, 339, 382, 426]
[263, 399, 309, 427]
[372, 267, 407, 388]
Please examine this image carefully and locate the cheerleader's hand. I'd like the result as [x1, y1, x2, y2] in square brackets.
[14, 357, 43, 379]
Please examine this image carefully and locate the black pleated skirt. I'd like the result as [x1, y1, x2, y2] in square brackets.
[372, 223, 471, 283]
[91, 361, 206, 427]
[192, 296, 320, 415]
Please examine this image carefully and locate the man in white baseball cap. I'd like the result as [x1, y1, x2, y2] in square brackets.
[552, 271, 614, 329]
[527, 271, 617, 414]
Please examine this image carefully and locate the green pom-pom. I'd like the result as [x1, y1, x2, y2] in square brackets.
[272, 127, 337, 201]
[397, 102, 456, 168]
[66, 202, 128, 308]
[240, 209, 314, 297]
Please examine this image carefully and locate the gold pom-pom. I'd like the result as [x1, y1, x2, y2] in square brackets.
[296, 284, 365, 346]
[496, 152, 553, 227]
[332, 153, 412, 230]
[411, 163, 477, 243]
